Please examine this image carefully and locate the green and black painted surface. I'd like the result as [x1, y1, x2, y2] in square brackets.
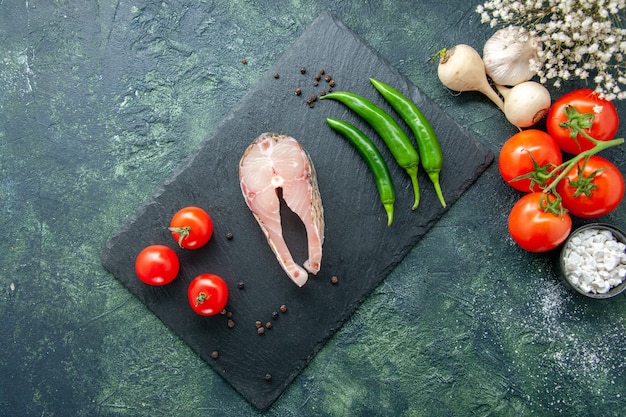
[2, 1, 626, 416]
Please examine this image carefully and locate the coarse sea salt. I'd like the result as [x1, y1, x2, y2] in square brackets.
[562, 228, 626, 294]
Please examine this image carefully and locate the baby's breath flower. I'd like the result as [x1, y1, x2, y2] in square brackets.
[476, 0, 626, 100]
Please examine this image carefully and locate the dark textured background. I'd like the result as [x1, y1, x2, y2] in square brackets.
[100, 12, 493, 410]
[2, 1, 626, 416]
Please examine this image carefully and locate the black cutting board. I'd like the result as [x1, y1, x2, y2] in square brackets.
[101, 11, 494, 411]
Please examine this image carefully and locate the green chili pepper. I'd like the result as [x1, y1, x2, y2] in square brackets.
[370, 78, 446, 208]
[320, 91, 421, 210]
[326, 117, 396, 226]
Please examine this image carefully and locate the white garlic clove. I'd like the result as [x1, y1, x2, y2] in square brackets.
[483, 26, 541, 86]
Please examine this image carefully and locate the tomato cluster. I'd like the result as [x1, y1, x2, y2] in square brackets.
[499, 89, 624, 252]
[134, 206, 229, 316]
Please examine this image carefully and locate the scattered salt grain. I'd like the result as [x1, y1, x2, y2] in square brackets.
[562, 228, 626, 294]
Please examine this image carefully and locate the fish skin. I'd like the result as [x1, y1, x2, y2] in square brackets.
[239, 133, 324, 287]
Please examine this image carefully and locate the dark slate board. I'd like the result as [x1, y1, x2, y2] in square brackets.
[101, 11, 494, 411]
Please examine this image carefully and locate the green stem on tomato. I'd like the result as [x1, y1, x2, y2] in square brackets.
[168, 226, 191, 247]
[560, 105, 596, 145]
[539, 190, 567, 217]
[195, 291, 210, 307]
[543, 136, 625, 196]
[510, 150, 559, 191]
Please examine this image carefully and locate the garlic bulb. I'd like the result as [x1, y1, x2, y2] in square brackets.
[483, 26, 541, 86]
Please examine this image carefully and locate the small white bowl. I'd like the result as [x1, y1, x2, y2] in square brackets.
[559, 223, 626, 299]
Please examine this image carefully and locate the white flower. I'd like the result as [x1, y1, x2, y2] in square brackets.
[477, 0, 626, 100]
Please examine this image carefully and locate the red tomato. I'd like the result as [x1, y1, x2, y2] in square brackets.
[508, 192, 572, 252]
[187, 274, 229, 316]
[556, 155, 624, 218]
[135, 245, 180, 285]
[498, 129, 563, 192]
[546, 89, 619, 155]
[169, 206, 214, 250]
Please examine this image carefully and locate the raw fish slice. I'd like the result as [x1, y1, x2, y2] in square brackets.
[239, 133, 324, 287]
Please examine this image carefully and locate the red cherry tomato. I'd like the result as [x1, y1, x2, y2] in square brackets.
[508, 192, 572, 252]
[187, 274, 229, 316]
[556, 155, 624, 219]
[135, 245, 180, 286]
[498, 129, 563, 192]
[169, 206, 214, 250]
[546, 89, 619, 155]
